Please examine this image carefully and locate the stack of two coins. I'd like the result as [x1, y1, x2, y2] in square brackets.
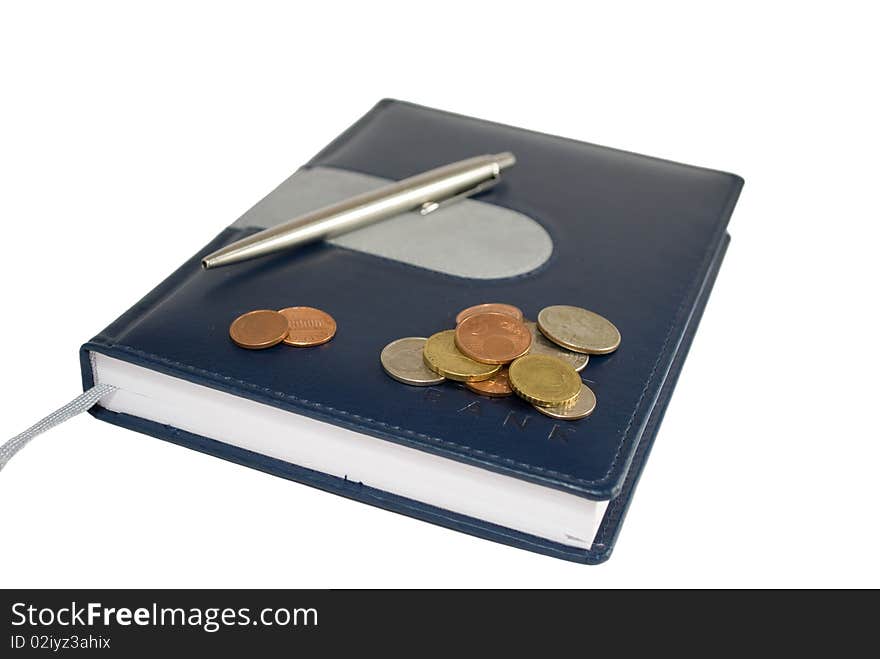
[229, 307, 337, 349]
[522, 304, 622, 419]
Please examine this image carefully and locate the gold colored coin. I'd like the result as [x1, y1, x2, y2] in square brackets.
[508, 354, 582, 407]
[533, 383, 596, 420]
[229, 309, 289, 349]
[422, 330, 501, 382]
[537, 305, 621, 355]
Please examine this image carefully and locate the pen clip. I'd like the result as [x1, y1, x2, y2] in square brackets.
[419, 173, 501, 216]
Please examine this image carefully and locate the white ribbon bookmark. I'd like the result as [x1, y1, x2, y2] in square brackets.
[0, 384, 116, 472]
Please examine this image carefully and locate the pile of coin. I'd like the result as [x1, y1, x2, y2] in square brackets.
[229, 306, 337, 349]
[380, 303, 620, 421]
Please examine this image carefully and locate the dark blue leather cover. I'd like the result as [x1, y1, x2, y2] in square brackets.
[80, 100, 742, 562]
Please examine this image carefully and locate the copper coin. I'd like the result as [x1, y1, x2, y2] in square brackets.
[229, 309, 289, 349]
[278, 306, 337, 347]
[465, 368, 513, 397]
[455, 303, 523, 325]
[454, 312, 532, 364]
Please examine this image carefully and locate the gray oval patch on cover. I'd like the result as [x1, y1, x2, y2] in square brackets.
[231, 166, 553, 279]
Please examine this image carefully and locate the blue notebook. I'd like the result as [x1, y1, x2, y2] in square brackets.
[80, 100, 742, 563]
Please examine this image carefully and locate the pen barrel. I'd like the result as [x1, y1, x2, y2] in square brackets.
[285, 160, 500, 239]
[202, 153, 514, 268]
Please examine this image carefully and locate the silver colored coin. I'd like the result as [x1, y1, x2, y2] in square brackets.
[524, 321, 588, 372]
[380, 337, 446, 386]
[537, 305, 621, 355]
[533, 383, 596, 420]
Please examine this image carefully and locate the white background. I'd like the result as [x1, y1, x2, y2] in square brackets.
[1, 2, 877, 588]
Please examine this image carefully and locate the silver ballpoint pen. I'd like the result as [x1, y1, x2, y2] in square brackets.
[201, 152, 516, 269]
